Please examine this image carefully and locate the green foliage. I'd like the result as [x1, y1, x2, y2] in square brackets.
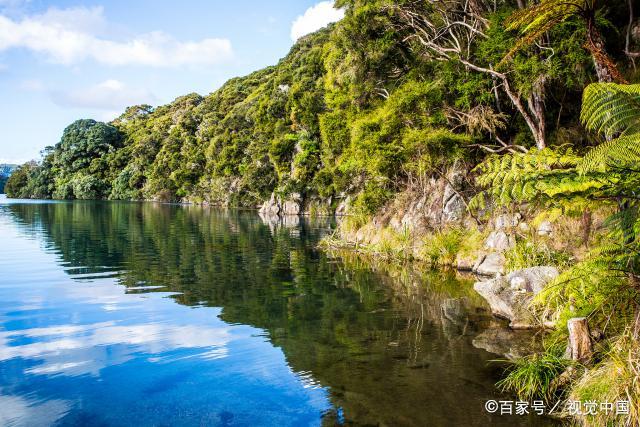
[5, 162, 37, 198]
[476, 83, 640, 338]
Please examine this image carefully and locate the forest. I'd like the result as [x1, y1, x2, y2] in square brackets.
[6, 0, 640, 424]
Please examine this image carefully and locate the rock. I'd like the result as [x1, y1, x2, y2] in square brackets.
[473, 266, 559, 328]
[259, 192, 302, 216]
[484, 230, 515, 252]
[259, 193, 281, 216]
[537, 221, 553, 236]
[508, 266, 559, 294]
[495, 213, 521, 230]
[335, 196, 351, 217]
[456, 253, 475, 271]
[473, 252, 506, 276]
[442, 192, 466, 222]
[282, 203, 299, 215]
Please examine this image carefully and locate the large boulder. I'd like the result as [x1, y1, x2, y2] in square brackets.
[259, 193, 281, 216]
[259, 193, 302, 216]
[281, 193, 302, 215]
[473, 252, 506, 276]
[473, 266, 559, 329]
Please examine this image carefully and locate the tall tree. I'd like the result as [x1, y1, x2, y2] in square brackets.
[392, 0, 551, 150]
[503, 0, 626, 83]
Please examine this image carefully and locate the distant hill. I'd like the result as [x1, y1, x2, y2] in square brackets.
[0, 164, 17, 193]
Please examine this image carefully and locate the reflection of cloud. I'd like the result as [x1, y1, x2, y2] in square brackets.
[0, 393, 71, 427]
[0, 321, 233, 376]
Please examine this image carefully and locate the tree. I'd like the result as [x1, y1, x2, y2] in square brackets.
[503, 0, 626, 83]
[5, 162, 37, 198]
[392, 0, 551, 150]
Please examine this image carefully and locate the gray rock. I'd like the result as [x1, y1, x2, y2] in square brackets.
[508, 266, 559, 294]
[473, 266, 559, 328]
[259, 193, 281, 216]
[537, 221, 553, 236]
[473, 252, 506, 276]
[259, 192, 302, 216]
[495, 213, 521, 230]
[456, 253, 475, 271]
[335, 196, 351, 217]
[442, 192, 466, 222]
[484, 230, 515, 252]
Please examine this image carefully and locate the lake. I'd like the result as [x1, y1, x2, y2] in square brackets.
[0, 196, 556, 426]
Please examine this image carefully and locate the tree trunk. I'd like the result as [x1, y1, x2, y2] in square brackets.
[565, 317, 593, 364]
[584, 15, 627, 83]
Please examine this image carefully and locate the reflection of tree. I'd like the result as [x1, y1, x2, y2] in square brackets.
[6, 203, 543, 426]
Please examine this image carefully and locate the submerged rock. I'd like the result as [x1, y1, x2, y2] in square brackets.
[472, 322, 542, 359]
[473, 266, 559, 329]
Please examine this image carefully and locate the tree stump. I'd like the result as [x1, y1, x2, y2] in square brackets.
[565, 317, 593, 364]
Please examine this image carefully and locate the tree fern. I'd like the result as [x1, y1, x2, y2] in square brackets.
[475, 82, 640, 330]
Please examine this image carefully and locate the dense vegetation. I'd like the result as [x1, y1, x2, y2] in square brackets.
[0, 164, 16, 194]
[6, 0, 640, 424]
[9, 0, 615, 213]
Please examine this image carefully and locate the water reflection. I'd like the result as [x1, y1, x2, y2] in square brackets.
[0, 200, 555, 426]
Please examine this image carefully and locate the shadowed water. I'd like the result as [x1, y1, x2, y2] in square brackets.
[0, 196, 557, 426]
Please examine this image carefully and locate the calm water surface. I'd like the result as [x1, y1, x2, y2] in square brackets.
[0, 196, 556, 426]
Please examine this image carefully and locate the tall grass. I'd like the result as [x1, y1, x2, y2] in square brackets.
[497, 351, 571, 401]
[505, 239, 572, 271]
[568, 331, 640, 426]
[420, 226, 483, 266]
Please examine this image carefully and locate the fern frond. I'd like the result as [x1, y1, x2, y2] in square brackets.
[581, 84, 640, 138]
[500, 0, 585, 66]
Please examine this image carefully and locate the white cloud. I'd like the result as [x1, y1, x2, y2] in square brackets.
[290, 1, 344, 41]
[51, 79, 158, 111]
[0, 6, 234, 67]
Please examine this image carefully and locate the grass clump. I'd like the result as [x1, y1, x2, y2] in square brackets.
[368, 226, 414, 261]
[505, 238, 572, 271]
[420, 226, 483, 266]
[497, 351, 571, 401]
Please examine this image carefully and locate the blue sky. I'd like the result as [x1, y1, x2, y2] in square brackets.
[0, 0, 344, 164]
